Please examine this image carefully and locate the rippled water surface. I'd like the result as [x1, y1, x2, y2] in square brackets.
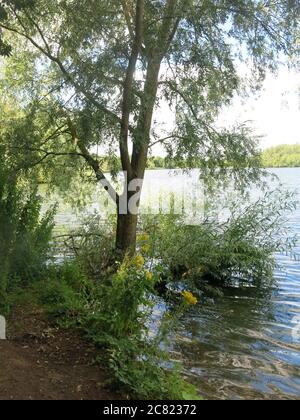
[47, 168, 300, 400]
[175, 168, 300, 400]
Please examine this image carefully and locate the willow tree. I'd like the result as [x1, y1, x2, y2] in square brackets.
[0, 0, 299, 253]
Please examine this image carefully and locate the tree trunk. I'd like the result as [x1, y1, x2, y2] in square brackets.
[114, 1, 179, 256]
[116, 212, 138, 255]
[115, 171, 142, 255]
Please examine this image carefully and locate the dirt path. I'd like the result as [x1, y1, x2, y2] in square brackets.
[0, 307, 120, 400]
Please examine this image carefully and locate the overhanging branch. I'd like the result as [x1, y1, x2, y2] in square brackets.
[67, 119, 119, 205]
[0, 18, 131, 131]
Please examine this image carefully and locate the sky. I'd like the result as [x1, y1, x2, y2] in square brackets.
[219, 68, 300, 150]
[151, 67, 300, 156]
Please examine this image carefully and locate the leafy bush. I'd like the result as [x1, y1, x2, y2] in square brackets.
[82, 259, 200, 399]
[36, 258, 200, 400]
[0, 168, 55, 311]
[33, 262, 93, 325]
[61, 215, 116, 279]
[142, 188, 297, 288]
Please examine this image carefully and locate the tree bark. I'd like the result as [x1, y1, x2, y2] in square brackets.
[116, 212, 138, 255]
[116, 0, 144, 255]
[115, 174, 141, 255]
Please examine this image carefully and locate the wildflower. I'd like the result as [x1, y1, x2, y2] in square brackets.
[141, 243, 151, 254]
[146, 271, 154, 281]
[182, 291, 198, 305]
[137, 233, 150, 243]
[132, 255, 145, 270]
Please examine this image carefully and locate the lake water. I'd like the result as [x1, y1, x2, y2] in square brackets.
[175, 168, 300, 400]
[48, 168, 300, 400]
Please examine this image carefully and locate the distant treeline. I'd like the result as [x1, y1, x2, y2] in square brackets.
[147, 145, 300, 169]
[261, 144, 300, 168]
[147, 156, 182, 169]
[51, 145, 299, 180]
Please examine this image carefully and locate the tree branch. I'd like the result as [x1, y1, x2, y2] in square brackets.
[120, 0, 144, 177]
[121, 0, 135, 41]
[67, 119, 119, 205]
[149, 134, 183, 148]
[131, 0, 180, 177]
[156, 0, 179, 58]
[164, 80, 220, 138]
[23, 10, 52, 56]
[0, 19, 128, 130]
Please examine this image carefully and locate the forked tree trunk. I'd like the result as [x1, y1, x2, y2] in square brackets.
[114, 1, 179, 256]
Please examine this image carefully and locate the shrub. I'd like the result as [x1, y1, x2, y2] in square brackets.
[0, 168, 55, 311]
[142, 188, 297, 289]
[61, 215, 116, 279]
[37, 258, 200, 400]
[80, 258, 200, 399]
[34, 262, 94, 324]
[39, 279, 85, 321]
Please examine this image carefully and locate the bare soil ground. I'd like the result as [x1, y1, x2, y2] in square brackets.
[0, 306, 121, 400]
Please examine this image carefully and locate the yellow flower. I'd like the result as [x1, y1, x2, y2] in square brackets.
[141, 244, 151, 254]
[146, 271, 154, 281]
[182, 291, 198, 305]
[137, 233, 150, 243]
[132, 255, 145, 270]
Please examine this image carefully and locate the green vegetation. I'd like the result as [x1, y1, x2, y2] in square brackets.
[147, 156, 188, 170]
[38, 261, 199, 400]
[0, 167, 55, 313]
[0, 0, 298, 253]
[149, 144, 300, 170]
[7, 230, 201, 400]
[0, 0, 299, 402]
[262, 145, 300, 168]
[142, 189, 297, 289]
